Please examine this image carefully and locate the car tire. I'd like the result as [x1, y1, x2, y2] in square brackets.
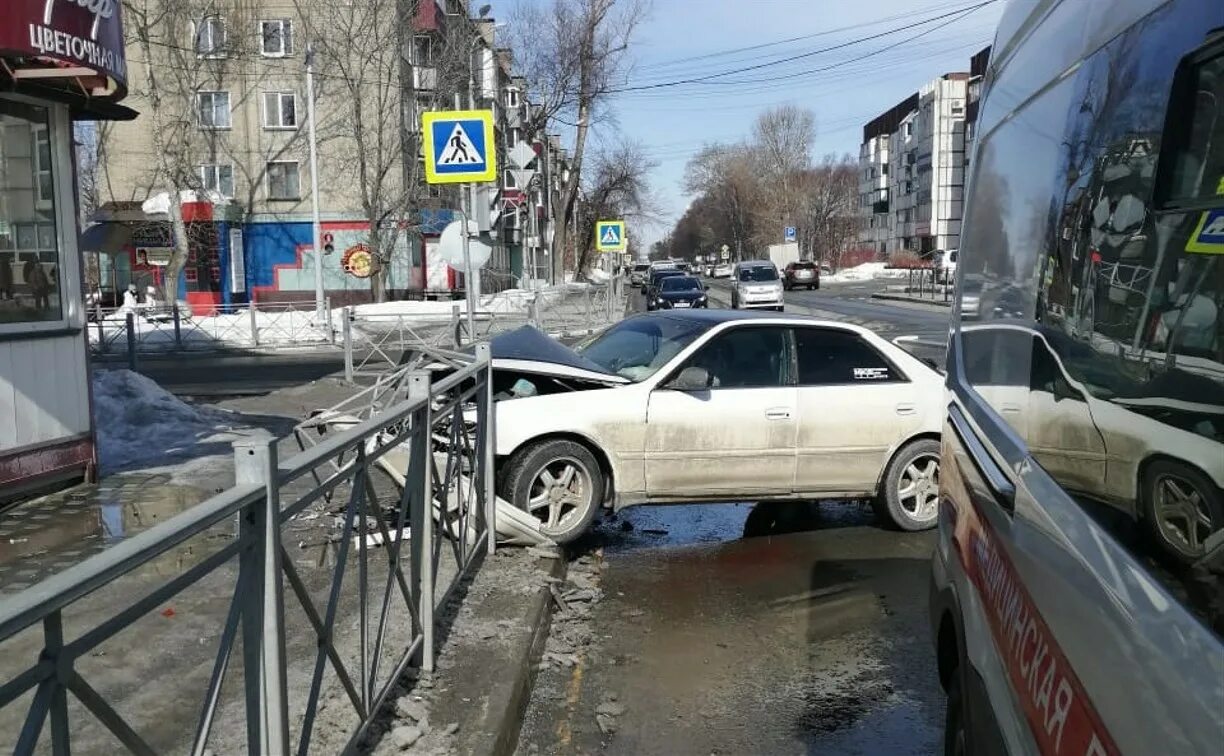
[1141, 459, 1224, 563]
[943, 666, 968, 756]
[501, 439, 604, 544]
[874, 438, 941, 531]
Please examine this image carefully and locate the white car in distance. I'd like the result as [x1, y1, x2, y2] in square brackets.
[492, 311, 945, 543]
[731, 261, 785, 311]
[711, 263, 732, 278]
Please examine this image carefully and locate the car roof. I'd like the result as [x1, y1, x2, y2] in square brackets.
[735, 260, 775, 267]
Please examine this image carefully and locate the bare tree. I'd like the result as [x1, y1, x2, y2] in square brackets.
[798, 154, 860, 268]
[573, 140, 657, 274]
[509, 0, 648, 281]
[684, 144, 759, 261]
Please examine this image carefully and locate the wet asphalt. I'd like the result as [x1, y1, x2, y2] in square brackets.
[513, 281, 950, 755]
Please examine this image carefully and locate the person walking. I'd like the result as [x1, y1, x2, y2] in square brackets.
[26, 258, 51, 310]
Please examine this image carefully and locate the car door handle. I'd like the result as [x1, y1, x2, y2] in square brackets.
[895, 403, 917, 416]
[765, 408, 792, 420]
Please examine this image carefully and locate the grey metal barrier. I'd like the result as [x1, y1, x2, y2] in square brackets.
[0, 348, 495, 755]
[343, 282, 626, 381]
[89, 299, 336, 360]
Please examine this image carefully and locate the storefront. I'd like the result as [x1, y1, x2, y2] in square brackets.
[0, 0, 134, 499]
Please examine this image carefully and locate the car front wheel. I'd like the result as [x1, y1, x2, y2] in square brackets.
[501, 439, 604, 544]
[874, 438, 941, 530]
[1142, 460, 1223, 563]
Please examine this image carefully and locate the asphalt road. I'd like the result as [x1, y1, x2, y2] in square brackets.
[514, 276, 951, 755]
[515, 503, 943, 756]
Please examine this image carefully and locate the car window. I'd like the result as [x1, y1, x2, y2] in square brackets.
[794, 328, 902, 384]
[661, 277, 700, 291]
[737, 266, 778, 282]
[576, 316, 711, 382]
[681, 327, 790, 389]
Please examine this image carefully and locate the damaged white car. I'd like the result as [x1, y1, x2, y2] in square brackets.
[490, 310, 945, 543]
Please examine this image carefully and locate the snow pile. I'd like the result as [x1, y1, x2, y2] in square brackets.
[92, 369, 236, 472]
[824, 262, 912, 283]
[347, 286, 572, 320]
[89, 307, 334, 349]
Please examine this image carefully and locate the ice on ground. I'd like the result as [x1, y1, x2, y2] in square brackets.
[92, 369, 243, 473]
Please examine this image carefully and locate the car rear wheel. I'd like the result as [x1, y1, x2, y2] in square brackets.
[501, 439, 604, 544]
[874, 438, 941, 531]
[1142, 460, 1223, 563]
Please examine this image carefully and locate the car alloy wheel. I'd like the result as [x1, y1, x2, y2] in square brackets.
[874, 438, 942, 531]
[1145, 462, 1221, 561]
[897, 454, 940, 521]
[528, 457, 592, 532]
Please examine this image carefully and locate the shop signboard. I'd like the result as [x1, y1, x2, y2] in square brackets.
[0, 0, 129, 98]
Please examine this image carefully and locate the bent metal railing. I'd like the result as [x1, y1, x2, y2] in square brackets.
[0, 347, 495, 755]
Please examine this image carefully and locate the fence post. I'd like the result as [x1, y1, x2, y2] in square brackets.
[343, 307, 354, 383]
[326, 296, 335, 344]
[475, 343, 496, 555]
[233, 435, 290, 755]
[95, 307, 106, 353]
[451, 304, 461, 348]
[173, 305, 183, 349]
[406, 371, 435, 671]
[249, 300, 260, 347]
[529, 295, 540, 328]
[124, 311, 137, 371]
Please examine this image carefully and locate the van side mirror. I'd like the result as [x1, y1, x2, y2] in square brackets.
[668, 366, 711, 391]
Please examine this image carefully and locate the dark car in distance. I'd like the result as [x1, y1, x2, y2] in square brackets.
[643, 268, 685, 294]
[783, 261, 820, 290]
[647, 274, 708, 310]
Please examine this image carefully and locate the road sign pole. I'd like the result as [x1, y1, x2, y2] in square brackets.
[459, 209, 476, 341]
[306, 44, 324, 320]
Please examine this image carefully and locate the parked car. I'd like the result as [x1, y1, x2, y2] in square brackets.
[730, 261, 784, 311]
[783, 261, 820, 290]
[675, 261, 692, 273]
[643, 268, 685, 294]
[629, 263, 651, 287]
[931, 2, 1224, 754]
[647, 274, 708, 310]
[490, 311, 945, 543]
[712, 263, 732, 278]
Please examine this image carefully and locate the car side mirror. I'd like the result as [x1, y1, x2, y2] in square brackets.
[668, 366, 711, 391]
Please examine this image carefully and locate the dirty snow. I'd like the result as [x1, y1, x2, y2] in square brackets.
[92, 369, 242, 473]
[824, 262, 911, 283]
[346, 286, 573, 320]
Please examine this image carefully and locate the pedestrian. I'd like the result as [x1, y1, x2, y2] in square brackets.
[121, 283, 139, 311]
[0, 254, 12, 300]
[26, 257, 51, 310]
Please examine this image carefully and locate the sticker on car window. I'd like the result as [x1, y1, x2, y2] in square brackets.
[853, 367, 890, 380]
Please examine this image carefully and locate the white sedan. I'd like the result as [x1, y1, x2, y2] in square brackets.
[491, 311, 945, 542]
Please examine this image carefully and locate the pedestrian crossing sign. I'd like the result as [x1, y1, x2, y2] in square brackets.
[423, 110, 497, 185]
[595, 220, 626, 252]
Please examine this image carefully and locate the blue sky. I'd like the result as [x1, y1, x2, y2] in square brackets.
[499, 0, 1006, 249]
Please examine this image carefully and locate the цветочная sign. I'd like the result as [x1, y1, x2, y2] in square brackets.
[0, 0, 128, 98]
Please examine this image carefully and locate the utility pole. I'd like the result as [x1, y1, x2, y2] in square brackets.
[306, 43, 324, 319]
[397, 0, 419, 287]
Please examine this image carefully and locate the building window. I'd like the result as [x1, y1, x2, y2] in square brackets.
[0, 98, 64, 326]
[413, 35, 434, 66]
[266, 161, 301, 200]
[260, 20, 293, 57]
[200, 164, 234, 198]
[951, 103, 965, 116]
[505, 89, 520, 108]
[195, 16, 227, 57]
[197, 91, 231, 129]
[262, 92, 298, 129]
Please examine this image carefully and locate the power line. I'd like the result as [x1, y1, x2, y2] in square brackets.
[606, 0, 998, 94]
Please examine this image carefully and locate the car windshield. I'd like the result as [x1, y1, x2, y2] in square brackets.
[661, 277, 700, 292]
[738, 266, 778, 282]
[633, 264, 649, 272]
[575, 316, 711, 382]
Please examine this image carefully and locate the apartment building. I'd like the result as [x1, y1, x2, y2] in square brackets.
[92, 0, 559, 310]
[857, 47, 990, 259]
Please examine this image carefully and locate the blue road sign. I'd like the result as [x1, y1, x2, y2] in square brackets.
[595, 220, 627, 252]
[422, 110, 497, 184]
[784, 226, 796, 241]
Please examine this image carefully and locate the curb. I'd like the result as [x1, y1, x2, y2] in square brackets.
[870, 292, 952, 308]
[488, 555, 568, 756]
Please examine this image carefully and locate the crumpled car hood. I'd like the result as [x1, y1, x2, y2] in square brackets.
[490, 326, 629, 386]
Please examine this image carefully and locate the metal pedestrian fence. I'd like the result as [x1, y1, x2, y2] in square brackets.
[0, 347, 495, 755]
